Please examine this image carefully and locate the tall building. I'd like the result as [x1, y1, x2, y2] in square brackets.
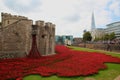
[91, 12, 96, 40]
[90, 12, 105, 40]
[91, 12, 96, 31]
[105, 21, 120, 38]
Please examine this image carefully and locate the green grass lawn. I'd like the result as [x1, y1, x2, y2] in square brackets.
[23, 46, 120, 80]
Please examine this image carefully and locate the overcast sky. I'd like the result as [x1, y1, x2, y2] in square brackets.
[0, 0, 120, 37]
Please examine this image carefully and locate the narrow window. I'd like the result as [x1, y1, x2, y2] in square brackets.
[8, 20, 9, 24]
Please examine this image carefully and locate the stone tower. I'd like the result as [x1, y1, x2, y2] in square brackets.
[0, 13, 33, 58]
[35, 20, 55, 55]
[0, 13, 55, 59]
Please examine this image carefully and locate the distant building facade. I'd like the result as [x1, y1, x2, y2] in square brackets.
[91, 28, 105, 40]
[105, 21, 120, 38]
[55, 35, 73, 45]
[90, 12, 120, 40]
[73, 38, 82, 44]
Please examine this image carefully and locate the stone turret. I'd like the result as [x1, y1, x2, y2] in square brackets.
[35, 20, 55, 55]
[36, 20, 44, 27]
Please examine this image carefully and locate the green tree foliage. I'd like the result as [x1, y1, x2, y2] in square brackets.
[83, 31, 92, 42]
[103, 34, 109, 40]
[109, 32, 116, 40]
[94, 37, 102, 41]
[103, 32, 116, 41]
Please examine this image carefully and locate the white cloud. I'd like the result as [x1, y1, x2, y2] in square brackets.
[15, 0, 33, 6]
[0, 0, 119, 37]
[2, 0, 41, 13]
[0, 0, 18, 22]
[95, 10, 112, 28]
[109, 0, 120, 16]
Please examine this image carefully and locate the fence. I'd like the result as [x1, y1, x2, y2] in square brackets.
[78, 43, 120, 52]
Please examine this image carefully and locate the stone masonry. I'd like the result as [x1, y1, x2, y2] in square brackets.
[36, 21, 55, 55]
[0, 13, 55, 59]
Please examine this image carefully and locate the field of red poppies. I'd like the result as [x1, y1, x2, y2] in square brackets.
[0, 45, 120, 80]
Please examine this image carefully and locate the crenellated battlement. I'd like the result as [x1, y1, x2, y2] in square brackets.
[45, 22, 52, 27]
[35, 20, 44, 27]
[1, 12, 30, 27]
[1, 12, 28, 20]
[35, 20, 55, 29]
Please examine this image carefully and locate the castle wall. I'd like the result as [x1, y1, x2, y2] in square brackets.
[0, 19, 32, 58]
[36, 21, 55, 55]
[36, 21, 45, 55]
[0, 30, 2, 51]
[0, 13, 55, 58]
[51, 24, 55, 54]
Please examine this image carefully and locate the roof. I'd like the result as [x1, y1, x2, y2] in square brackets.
[106, 21, 120, 26]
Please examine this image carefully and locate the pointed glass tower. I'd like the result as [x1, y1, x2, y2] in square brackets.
[91, 12, 96, 31]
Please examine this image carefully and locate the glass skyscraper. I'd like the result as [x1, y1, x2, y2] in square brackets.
[105, 21, 120, 38]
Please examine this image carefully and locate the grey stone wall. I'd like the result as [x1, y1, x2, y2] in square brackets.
[36, 21, 55, 55]
[0, 30, 2, 51]
[0, 13, 55, 59]
[0, 51, 27, 59]
[0, 19, 32, 58]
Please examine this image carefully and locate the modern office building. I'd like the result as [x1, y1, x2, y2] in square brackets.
[55, 35, 73, 45]
[90, 12, 120, 39]
[105, 21, 120, 38]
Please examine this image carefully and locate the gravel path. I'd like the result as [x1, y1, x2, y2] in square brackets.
[114, 75, 120, 80]
[84, 78, 96, 80]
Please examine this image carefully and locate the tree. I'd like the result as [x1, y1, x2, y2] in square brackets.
[103, 32, 116, 41]
[83, 31, 92, 42]
[94, 37, 101, 41]
[83, 31, 92, 47]
[103, 34, 109, 40]
[109, 32, 116, 40]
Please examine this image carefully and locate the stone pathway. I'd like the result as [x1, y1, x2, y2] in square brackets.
[114, 75, 120, 80]
[84, 77, 96, 80]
